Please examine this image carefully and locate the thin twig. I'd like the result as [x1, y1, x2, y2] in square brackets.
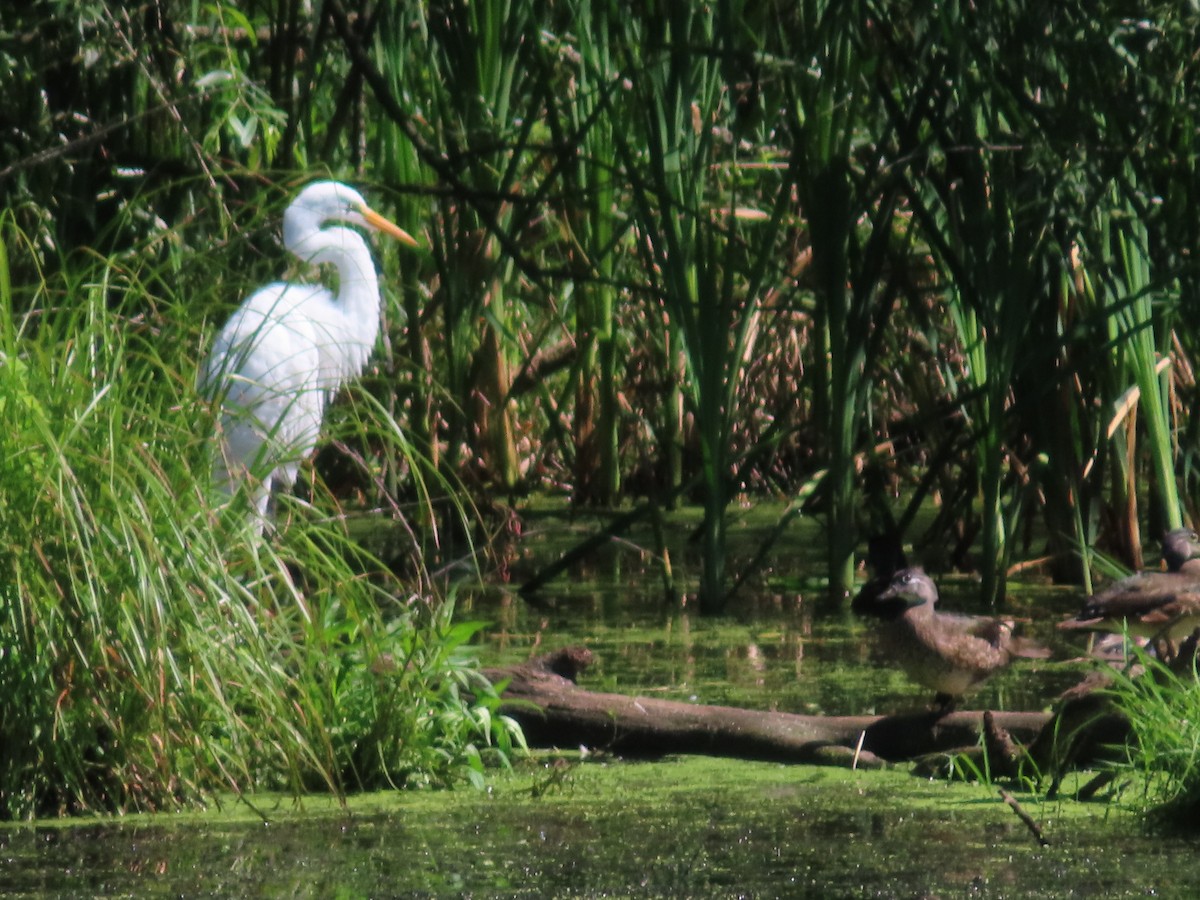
[998, 788, 1049, 847]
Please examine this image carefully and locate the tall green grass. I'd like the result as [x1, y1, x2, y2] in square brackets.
[1100, 200, 1182, 543]
[559, 1, 623, 506]
[1105, 649, 1200, 827]
[0, 215, 521, 819]
[375, 0, 548, 493]
[610, 1, 801, 611]
[784, 0, 905, 599]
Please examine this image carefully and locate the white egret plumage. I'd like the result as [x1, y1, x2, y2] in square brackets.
[200, 181, 418, 526]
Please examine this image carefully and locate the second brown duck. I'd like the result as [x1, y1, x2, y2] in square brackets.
[1059, 528, 1200, 645]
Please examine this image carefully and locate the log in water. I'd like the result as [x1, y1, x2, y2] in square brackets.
[487, 647, 1053, 768]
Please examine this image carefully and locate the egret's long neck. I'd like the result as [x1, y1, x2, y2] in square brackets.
[284, 219, 382, 365]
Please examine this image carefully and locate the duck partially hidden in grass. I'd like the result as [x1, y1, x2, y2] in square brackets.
[1058, 528, 1200, 653]
[856, 568, 1049, 713]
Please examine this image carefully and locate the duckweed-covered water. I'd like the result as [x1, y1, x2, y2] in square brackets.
[2, 760, 1195, 897]
[4, 505, 1185, 897]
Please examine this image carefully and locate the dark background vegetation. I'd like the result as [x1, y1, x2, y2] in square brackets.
[5, 1, 1200, 607]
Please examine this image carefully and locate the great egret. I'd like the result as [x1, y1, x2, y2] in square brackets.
[855, 568, 1048, 712]
[200, 180, 418, 526]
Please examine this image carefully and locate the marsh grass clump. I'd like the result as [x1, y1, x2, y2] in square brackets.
[1103, 646, 1200, 826]
[0, 224, 521, 819]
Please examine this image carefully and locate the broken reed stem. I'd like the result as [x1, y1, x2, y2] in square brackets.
[998, 788, 1049, 847]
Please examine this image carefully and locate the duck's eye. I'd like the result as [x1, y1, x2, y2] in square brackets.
[900, 572, 914, 586]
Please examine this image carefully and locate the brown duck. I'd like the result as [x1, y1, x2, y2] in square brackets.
[858, 568, 1049, 711]
[1059, 528, 1200, 645]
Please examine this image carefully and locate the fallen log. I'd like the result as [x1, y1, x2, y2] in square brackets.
[486, 647, 1052, 768]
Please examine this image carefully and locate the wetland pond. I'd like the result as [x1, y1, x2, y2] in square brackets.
[5, 505, 1199, 897]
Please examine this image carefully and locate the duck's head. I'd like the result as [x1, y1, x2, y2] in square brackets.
[861, 567, 938, 618]
[1162, 528, 1200, 573]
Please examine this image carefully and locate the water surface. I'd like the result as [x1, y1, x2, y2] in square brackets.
[4, 504, 1170, 898]
[462, 504, 1083, 717]
[1, 760, 1190, 897]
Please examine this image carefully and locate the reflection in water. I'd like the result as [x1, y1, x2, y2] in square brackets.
[460, 508, 1079, 716]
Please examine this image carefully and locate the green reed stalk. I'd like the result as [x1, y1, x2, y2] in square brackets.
[375, 1, 544, 491]
[611, 1, 791, 612]
[1099, 197, 1182, 540]
[881, 0, 1070, 605]
[785, 0, 899, 599]
[613, 4, 725, 609]
[565, 1, 622, 505]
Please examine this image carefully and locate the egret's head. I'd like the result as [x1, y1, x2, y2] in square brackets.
[285, 181, 418, 249]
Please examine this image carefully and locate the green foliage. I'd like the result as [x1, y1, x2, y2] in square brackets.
[0, 216, 520, 819]
[1105, 649, 1200, 825]
[782, 0, 904, 598]
[6, 1, 1200, 614]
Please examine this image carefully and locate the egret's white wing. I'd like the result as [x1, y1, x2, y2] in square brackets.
[203, 282, 331, 494]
